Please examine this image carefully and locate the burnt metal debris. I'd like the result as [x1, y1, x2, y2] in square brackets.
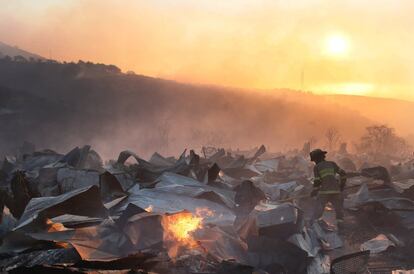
[0, 143, 413, 273]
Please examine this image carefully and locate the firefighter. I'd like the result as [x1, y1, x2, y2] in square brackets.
[310, 149, 347, 227]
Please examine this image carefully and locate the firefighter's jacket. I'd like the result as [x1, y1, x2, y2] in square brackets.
[313, 160, 347, 194]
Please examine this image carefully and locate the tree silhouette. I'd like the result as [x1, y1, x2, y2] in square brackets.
[325, 127, 341, 151]
[357, 125, 410, 159]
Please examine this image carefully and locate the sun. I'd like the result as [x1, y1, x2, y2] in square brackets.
[325, 34, 350, 57]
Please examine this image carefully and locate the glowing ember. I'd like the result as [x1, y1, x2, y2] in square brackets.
[195, 207, 214, 218]
[161, 208, 212, 259]
[145, 205, 154, 212]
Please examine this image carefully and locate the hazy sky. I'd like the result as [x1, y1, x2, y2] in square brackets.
[1, 0, 413, 100]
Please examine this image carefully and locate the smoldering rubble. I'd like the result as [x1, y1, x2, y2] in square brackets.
[0, 143, 414, 273]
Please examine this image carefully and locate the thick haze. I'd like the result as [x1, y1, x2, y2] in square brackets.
[0, 60, 373, 158]
[1, 0, 413, 101]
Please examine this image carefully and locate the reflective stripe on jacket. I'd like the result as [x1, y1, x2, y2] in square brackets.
[313, 160, 346, 194]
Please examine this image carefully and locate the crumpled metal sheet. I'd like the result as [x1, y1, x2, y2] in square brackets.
[223, 156, 248, 170]
[104, 166, 135, 191]
[288, 227, 321, 257]
[214, 146, 265, 170]
[5, 144, 405, 272]
[254, 181, 299, 201]
[311, 222, 343, 250]
[345, 184, 414, 229]
[0, 206, 17, 238]
[60, 145, 103, 170]
[36, 166, 60, 196]
[24, 214, 160, 262]
[16, 185, 108, 229]
[307, 253, 330, 274]
[1, 156, 17, 178]
[65, 223, 133, 261]
[122, 212, 163, 251]
[393, 170, 414, 181]
[113, 173, 135, 191]
[360, 234, 395, 254]
[255, 203, 298, 227]
[57, 168, 99, 194]
[0, 228, 62, 255]
[344, 183, 414, 210]
[392, 179, 414, 194]
[155, 172, 236, 208]
[194, 225, 248, 264]
[117, 150, 189, 182]
[233, 180, 265, 215]
[149, 152, 175, 167]
[245, 235, 308, 273]
[118, 150, 185, 170]
[117, 150, 141, 165]
[344, 183, 370, 209]
[50, 214, 104, 228]
[221, 168, 259, 180]
[297, 196, 319, 222]
[337, 157, 357, 172]
[361, 166, 391, 184]
[248, 157, 281, 173]
[116, 188, 236, 227]
[206, 148, 225, 163]
[14, 220, 148, 262]
[238, 202, 302, 240]
[22, 153, 63, 172]
[99, 171, 127, 203]
[249, 144, 266, 162]
[0, 247, 80, 271]
[24, 220, 135, 262]
[114, 203, 146, 228]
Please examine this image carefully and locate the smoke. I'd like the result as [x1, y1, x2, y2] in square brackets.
[1, 0, 414, 100]
[0, 60, 385, 160]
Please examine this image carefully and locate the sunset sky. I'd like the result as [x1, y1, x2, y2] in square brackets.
[1, 0, 413, 101]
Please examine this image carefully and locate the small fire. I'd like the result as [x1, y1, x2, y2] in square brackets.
[163, 211, 202, 242]
[161, 207, 214, 259]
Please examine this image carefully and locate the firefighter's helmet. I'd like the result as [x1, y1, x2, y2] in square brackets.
[310, 149, 327, 161]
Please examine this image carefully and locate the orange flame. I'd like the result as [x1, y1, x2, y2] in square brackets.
[161, 207, 214, 259]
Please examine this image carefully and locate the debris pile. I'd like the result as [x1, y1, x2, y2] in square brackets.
[0, 143, 413, 273]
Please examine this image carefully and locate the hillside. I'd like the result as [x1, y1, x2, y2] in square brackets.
[324, 94, 414, 141]
[0, 41, 44, 60]
[0, 57, 411, 158]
